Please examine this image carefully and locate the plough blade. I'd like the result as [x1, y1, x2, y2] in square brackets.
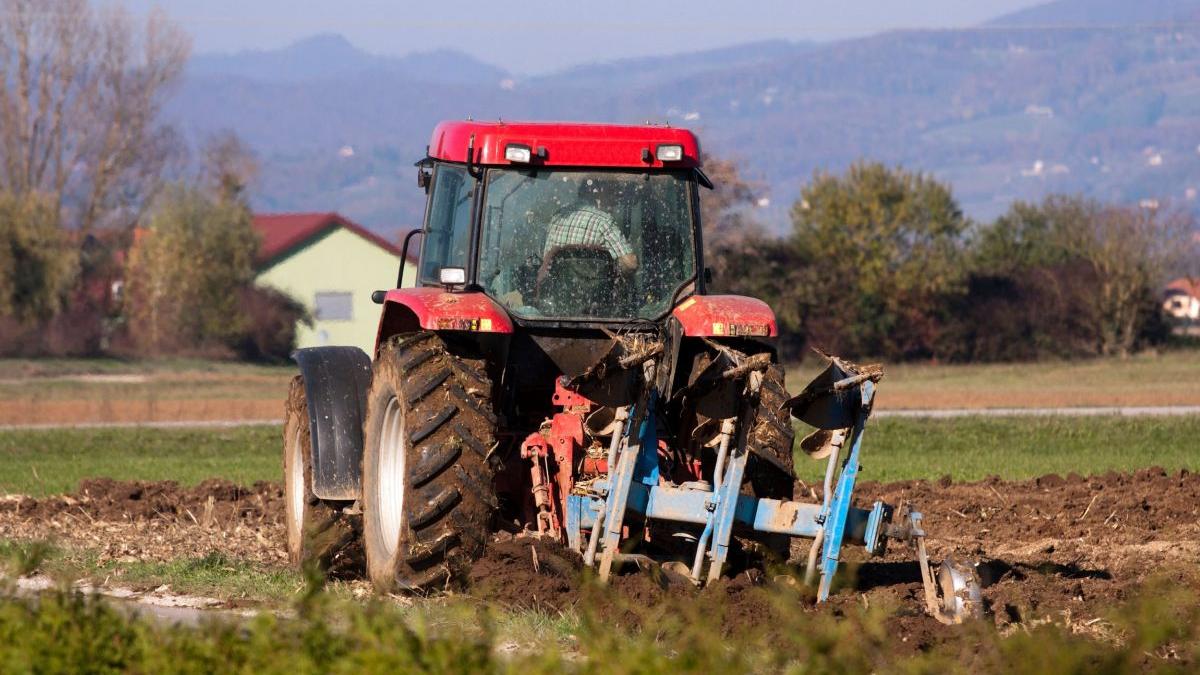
[783, 352, 883, 430]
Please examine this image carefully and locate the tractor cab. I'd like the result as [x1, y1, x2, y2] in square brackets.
[413, 121, 704, 323]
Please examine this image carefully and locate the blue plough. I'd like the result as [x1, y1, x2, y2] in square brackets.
[568, 351, 981, 624]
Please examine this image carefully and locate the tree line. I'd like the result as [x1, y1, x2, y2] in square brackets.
[705, 159, 1199, 362]
[0, 1, 302, 360]
[2, 1, 1195, 364]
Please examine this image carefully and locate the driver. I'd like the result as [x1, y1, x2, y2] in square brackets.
[543, 178, 638, 273]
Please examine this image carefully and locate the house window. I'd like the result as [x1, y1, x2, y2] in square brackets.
[314, 292, 353, 321]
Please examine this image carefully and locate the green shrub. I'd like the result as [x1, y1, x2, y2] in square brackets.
[0, 577, 1194, 673]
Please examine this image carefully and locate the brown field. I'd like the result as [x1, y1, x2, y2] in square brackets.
[0, 398, 284, 425]
[2, 468, 1196, 649]
[0, 366, 291, 425]
[1, 350, 1199, 425]
[788, 349, 1200, 411]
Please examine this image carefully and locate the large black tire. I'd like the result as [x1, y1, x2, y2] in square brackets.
[282, 376, 359, 571]
[681, 348, 795, 498]
[742, 361, 796, 562]
[362, 332, 498, 593]
[681, 348, 795, 563]
[745, 361, 796, 502]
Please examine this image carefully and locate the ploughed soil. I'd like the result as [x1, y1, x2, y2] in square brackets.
[460, 468, 1200, 649]
[2, 469, 1198, 648]
[0, 478, 287, 567]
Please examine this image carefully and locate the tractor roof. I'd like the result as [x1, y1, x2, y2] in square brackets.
[427, 121, 701, 169]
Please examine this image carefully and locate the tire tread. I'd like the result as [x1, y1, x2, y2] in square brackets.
[363, 332, 497, 593]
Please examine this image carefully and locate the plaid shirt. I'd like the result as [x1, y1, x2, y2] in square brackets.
[543, 205, 633, 260]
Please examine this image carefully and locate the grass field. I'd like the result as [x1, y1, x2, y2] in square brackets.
[0, 541, 303, 604]
[1, 415, 1196, 497]
[0, 427, 280, 496]
[1, 401, 1197, 671]
[792, 415, 1200, 484]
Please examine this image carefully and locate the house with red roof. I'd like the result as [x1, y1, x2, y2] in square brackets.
[1164, 277, 1200, 325]
[254, 212, 416, 353]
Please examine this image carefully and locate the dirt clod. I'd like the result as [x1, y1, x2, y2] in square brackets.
[467, 538, 583, 612]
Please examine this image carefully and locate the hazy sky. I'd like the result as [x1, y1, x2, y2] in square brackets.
[122, 0, 1050, 74]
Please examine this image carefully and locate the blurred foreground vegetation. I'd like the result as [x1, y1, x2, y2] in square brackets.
[0, 545, 1195, 674]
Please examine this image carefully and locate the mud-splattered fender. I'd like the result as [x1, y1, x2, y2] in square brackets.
[374, 288, 514, 351]
[293, 346, 372, 501]
[671, 295, 778, 338]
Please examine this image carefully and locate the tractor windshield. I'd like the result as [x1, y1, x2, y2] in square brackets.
[478, 169, 696, 321]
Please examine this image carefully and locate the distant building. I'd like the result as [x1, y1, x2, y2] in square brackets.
[253, 213, 417, 354]
[1164, 277, 1200, 322]
[1023, 104, 1054, 118]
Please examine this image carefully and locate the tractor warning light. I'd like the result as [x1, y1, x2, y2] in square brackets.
[505, 143, 533, 163]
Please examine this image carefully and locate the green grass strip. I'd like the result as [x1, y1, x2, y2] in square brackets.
[794, 414, 1200, 483]
[0, 427, 280, 497]
[0, 415, 1197, 497]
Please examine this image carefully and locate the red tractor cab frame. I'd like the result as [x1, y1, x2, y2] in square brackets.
[376, 120, 775, 349]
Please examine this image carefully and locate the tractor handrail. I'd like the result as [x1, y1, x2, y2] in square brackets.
[397, 228, 424, 288]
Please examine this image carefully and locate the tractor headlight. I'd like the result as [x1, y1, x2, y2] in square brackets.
[656, 144, 684, 162]
[505, 144, 532, 163]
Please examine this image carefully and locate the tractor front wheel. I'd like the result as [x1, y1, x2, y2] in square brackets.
[362, 332, 498, 593]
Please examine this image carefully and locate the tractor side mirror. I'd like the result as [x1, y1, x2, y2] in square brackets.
[417, 167, 431, 192]
[703, 267, 714, 285]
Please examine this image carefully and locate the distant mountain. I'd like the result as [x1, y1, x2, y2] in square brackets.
[988, 0, 1200, 26]
[532, 40, 814, 91]
[169, 1, 1200, 233]
[189, 33, 508, 85]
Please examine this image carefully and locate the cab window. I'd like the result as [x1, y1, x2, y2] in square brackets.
[419, 165, 474, 283]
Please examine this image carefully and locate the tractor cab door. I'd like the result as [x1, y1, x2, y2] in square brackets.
[418, 164, 475, 285]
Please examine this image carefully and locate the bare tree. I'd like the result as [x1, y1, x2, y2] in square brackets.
[983, 195, 1197, 357]
[698, 153, 765, 290]
[201, 130, 259, 203]
[0, 0, 189, 232]
[1075, 204, 1196, 356]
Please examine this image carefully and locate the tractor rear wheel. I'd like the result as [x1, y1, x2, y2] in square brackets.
[282, 376, 358, 570]
[362, 332, 498, 593]
[680, 348, 795, 563]
[743, 360, 796, 561]
[746, 361, 796, 501]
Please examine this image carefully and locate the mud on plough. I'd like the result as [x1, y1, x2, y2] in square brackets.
[519, 334, 981, 624]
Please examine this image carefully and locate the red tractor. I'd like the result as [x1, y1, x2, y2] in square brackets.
[282, 121, 980, 621]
